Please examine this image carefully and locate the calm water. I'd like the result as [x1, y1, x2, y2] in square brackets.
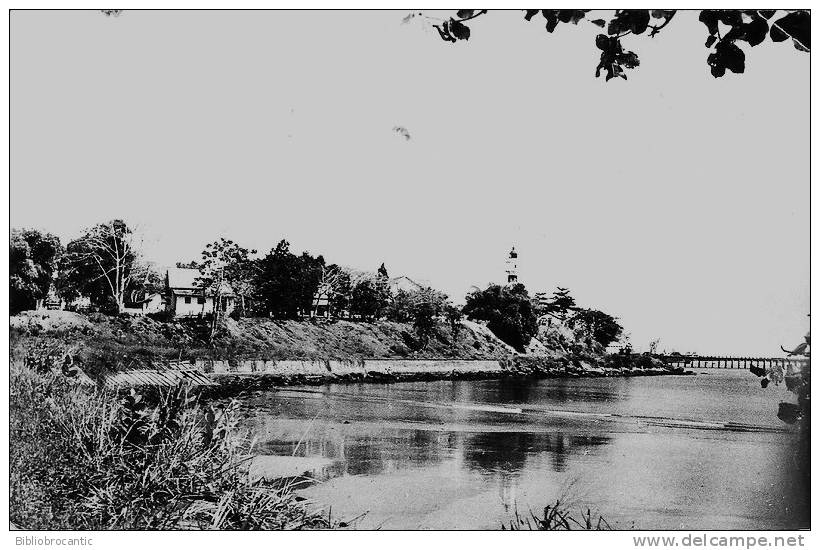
[233, 370, 809, 530]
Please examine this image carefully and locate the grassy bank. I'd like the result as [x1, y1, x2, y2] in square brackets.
[9, 360, 330, 530]
[10, 311, 511, 378]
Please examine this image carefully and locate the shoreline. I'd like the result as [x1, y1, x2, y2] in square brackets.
[192, 357, 692, 398]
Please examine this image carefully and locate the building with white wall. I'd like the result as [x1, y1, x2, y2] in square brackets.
[166, 267, 235, 318]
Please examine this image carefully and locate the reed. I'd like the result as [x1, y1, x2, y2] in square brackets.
[9, 360, 330, 530]
[501, 500, 611, 531]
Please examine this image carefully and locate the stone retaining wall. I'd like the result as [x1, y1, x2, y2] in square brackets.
[191, 358, 503, 379]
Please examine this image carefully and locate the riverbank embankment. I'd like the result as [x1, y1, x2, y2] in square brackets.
[10, 311, 689, 396]
[195, 357, 688, 397]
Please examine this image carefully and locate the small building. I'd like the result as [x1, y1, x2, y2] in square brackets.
[310, 283, 331, 318]
[166, 267, 235, 318]
[123, 290, 165, 315]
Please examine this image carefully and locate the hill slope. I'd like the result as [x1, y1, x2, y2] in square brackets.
[10, 311, 515, 376]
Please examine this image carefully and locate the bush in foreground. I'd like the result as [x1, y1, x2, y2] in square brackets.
[10, 362, 329, 530]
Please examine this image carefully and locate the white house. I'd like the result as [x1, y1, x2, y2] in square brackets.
[166, 267, 235, 318]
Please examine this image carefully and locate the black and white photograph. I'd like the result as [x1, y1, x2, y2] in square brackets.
[6, 4, 812, 540]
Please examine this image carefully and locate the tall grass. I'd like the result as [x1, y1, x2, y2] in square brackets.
[10, 361, 330, 530]
[501, 500, 612, 531]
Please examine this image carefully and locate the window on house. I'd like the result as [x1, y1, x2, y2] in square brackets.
[184, 297, 191, 304]
[197, 297, 206, 305]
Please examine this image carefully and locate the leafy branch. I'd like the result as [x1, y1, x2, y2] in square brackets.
[422, 9, 810, 81]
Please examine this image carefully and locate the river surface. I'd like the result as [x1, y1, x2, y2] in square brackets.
[232, 370, 809, 530]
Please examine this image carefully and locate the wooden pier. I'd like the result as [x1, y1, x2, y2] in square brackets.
[659, 355, 807, 370]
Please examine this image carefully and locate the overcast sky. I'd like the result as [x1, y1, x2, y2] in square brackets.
[10, 10, 809, 355]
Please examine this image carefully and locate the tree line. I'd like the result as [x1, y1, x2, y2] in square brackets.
[11, 219, 623, 352]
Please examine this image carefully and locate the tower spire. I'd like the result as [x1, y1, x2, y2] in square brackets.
[506, 245, 518, 285]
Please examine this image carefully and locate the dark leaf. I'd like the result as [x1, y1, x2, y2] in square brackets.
[434, 24, 456, 43]
[707, 64, 726, 78]
[705, 35, 717, 48]
[745, 15, 769, 46]
[556, 10, 587, 25]
[590, 19, 606, 28]
[524, 9, 539, 22]
[620, 51, 639, 69]
[759, 10, 776, 20]
[456, 10, 474, 19]
[707, 40, 745, 77]
[629, 10, 650, 34]
[720, 41, 745, 73]
[761, 377, 770, 388]
[794, 40, 810, 52]
[699, 10, 720, 36]
[543, 10, 559, 33]
[773, 11, 810, 50]
[651, 10, 676, 20]
[724, 14, 769, 47]
[595, 35, 639, 82]
[448, 19, 471, 41]
[770, 24, 789, 42]
[717, 11, 742, 28]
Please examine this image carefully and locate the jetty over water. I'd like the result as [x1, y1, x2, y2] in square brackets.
[659, 355, 807, 370]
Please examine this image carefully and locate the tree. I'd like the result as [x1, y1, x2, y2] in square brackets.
[296, 252, 326, 316]
[568, 308, 623, 348]
[60, 220, 144, 314]
[542, 287, 577, 321]
[463, 283, 539, 352]
[125, 264, 164, 301]
[416, 10, 809, 80]
[10, 228, 63, 313]
[411, 288, 450, 348]
[350, 277, 391, 321]
[196, 238, 256, 339]
[385, 286, 453, 346]
[385, 289, 414, 323]
[325, 264, 352, 317]
[378, 262, 389, 279]
[444, 303, 464, 346]
[255, 240, 324, 319]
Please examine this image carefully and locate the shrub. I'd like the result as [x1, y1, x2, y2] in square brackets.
[10, 362, 329, 530]
[463, 284, 538, 352]
[147, 310, 175, 323]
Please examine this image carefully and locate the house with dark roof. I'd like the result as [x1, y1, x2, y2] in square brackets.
[165, 267, 235, 318]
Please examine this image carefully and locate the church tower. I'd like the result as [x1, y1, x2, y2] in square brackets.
[506, 246, 518, 285]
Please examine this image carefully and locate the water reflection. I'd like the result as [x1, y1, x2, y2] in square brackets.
[461, 432, 611, 474]
[231, 372, 808, 529]
[246, 412, 613, 478]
